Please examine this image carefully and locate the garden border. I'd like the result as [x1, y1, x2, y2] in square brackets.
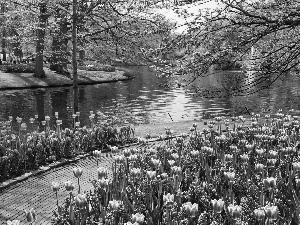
[0, 133, 185, 192]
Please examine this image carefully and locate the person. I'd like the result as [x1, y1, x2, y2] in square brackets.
[0, 59, 2, 65]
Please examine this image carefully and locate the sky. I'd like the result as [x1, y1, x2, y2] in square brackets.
[156, 0, 219, 33]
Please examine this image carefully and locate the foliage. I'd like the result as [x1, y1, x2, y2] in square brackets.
[1, 64, 36, 73]
[150, 0, 300, 97]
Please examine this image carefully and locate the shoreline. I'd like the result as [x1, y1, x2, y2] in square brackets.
[0, 67, 134, 90]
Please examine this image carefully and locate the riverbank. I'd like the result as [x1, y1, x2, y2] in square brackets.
[0, 67, 134, 90]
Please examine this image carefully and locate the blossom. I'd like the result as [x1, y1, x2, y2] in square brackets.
[109, 199, 121, 210]
[293, 162, 300, 172]
[211, 199, 224, 213]
[183, 202, 198, 217]
[151, 158, 161, 169]
[263, 177, 276, 190]
[264, 205, 278, 221]
[99, 178, 109, 190]
[130, 168, 142, 180]
[73, 167, 83, 178]
[64, 181, 74, 192]
[132, 213, 145, 224]
[163, 193, 174, 206]
[254, 208, 265, 221]
[93, 150, 101, 158]
[51, 182, 60, 192]
[228, 204, 242, 220]
[75, 194, 87, 209]
[97, 167, 107, 180]
[146, 170, 156, 180]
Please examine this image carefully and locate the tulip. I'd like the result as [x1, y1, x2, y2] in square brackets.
[128, 154, 138, 162]
[151, 158, 161, 169]
[255, 163, 265, 172]
[256, 148, 265, 156]
[97, 167, 108, 180]
[130, 168, 142, 180]
[293, 162, 300, 172]
[228, 204, 242, 220]
[224, 154, 233, 163]
[75, 194, 87, 209]
[168, 160, 176, 166]
[171, 153, 179, 160]
[64, 181, 75, 192]
[132, 213, 145, 224]
[183, 202, 198, 217]
[171, 166, 182, 176]
[73, 167, 83, 178]
[109, 199, 120, 210]
[224, 171, 235, 183]
[73, 167, 83, 194]
[268, 150, 278, 158]
[190, 150, 200, 158]
[93, 150, 101, 158]
[211, 199, 224, 213]
[163, 193, 174, 207]
[254, 208, 265, 221]
[267, 158, 277, 167]
[99, 178, 109, 190]
[24, 208, 36, 223]
[146, 170, 156, 180]
[7, 220, 20, 225]
[263, 177, 276, 190]
[114, 155, 125, 164]
[123, 148, 131, 157]
[51, 182, 60, 192]
[240, 154, 249, 163]
[264, 205, 278, 221]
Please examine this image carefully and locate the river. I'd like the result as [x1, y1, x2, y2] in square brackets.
[0, 66, 299, 128]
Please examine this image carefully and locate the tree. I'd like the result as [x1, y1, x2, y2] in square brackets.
[35, 1, 48, 77]
[155, 0, 300, 97]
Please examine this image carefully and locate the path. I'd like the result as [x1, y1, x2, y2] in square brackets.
[0, 154, 114, 224]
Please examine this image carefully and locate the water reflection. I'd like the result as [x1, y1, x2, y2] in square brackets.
[0, 66, 299, 128]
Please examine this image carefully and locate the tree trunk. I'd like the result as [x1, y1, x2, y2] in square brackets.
[34, 2, 47, 78]
[50, 14, 69, 76]
[72, 0, 78, 88]
[1, 3, 6, 62]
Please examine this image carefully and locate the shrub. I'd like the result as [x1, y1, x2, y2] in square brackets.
[5, 64, 35, 73]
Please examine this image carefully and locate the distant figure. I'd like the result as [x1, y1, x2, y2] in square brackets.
[0, 59, 2, 65]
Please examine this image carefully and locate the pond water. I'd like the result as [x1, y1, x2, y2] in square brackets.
[0, 66, 300, 128]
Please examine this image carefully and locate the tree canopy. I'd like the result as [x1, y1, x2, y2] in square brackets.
[154, 0, 300, 97]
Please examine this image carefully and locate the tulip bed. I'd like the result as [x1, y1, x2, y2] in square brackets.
[47, 112, 300, 225]
[0, 111, 135, 183]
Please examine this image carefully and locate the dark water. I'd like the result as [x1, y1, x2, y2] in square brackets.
[0, 66, 299, 128]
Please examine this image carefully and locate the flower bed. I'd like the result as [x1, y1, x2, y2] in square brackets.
[25, 112, 298, 225]
[0, 111, 135, 183]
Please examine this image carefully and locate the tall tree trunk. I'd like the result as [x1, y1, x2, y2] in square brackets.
[1, 2, 6, 62]
[50, 12, 69, 76]
[34, 2, 47, 78]
[72, 0, 78, 88]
